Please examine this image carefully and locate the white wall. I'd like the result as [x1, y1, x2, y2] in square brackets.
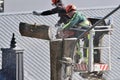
[4, 0, 120, 13]
[4, 0, 52, 12]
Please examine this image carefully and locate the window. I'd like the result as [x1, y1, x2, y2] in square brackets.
[0, 0, 4, 12]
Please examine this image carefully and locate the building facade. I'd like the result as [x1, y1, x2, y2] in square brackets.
[0, 7, 120, 80]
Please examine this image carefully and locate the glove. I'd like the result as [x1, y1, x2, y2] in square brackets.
[32, 11, 41, 16]
[55, 23, 61, 27]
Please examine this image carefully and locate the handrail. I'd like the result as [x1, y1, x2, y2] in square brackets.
[70, 4, 120, 59]
[69, 5, 120, 79]
[77, 5, 120, 41]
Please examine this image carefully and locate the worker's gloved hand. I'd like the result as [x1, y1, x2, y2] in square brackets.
[55, 23, 64, 27]
[55, 23, 61, 27]
[32, 11, 41, 16]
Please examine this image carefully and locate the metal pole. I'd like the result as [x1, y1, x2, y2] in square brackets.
[88, 29, 94, 72]
[108, 29, 111, 70]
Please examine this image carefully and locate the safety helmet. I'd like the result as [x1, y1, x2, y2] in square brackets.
[51, 0, 59, 5]
[66, 4, 76, 13]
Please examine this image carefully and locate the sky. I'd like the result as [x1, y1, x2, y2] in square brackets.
[4, 0, 120, 13]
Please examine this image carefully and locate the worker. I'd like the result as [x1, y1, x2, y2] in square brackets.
[62, 4, 90, 30]
[62, 4, 91, 63]
[33, 0, 70, 26]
